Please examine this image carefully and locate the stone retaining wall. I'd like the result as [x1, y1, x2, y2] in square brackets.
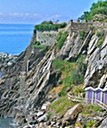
[36, 31, 58, 45]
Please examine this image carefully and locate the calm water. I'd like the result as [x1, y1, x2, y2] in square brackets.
[0, 24, 34, 54]
[0, 118, 14, 128]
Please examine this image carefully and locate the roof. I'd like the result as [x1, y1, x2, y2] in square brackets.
[85, 87, 107, 91]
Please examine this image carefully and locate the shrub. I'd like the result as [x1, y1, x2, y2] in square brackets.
[79, 0, 107, 21]
[97, 37, 104, 48]
[35, 21, 67, 31]
[52, 56, 87, 96]
[52, 59, 65, 71]
[53, 59, 77, 96]
[96, 31, 103, 37]
[56, 31, 68, 49]
[87, 120, 96, 128]
[71, 55, 87, 85]
[96, 31, 105, 48]
[59, 76, 73, 96]
[72, 71, 84, 85]
[34, 41, 40, 45]
[71, 85, 85, 96]
[79, 31, 86, 40]
[33, 44, 47, 50]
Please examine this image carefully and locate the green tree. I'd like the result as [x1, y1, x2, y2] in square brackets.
[35, 21, 67, 31]
[80, 0, 107, 21]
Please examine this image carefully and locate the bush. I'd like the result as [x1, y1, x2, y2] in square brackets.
[96, 31, 103, 37]
[59, 76, 73, 96]
[97, 37, 104, 48]
[34, 41, 40, 45]
[35, 21, 67, 31]
[56, 31, 68, 49]
[33, 44, 47, 50]
[52, 56, 87, 96]
[71, 85, 85, 96]
[79, 1, 107, 21]
[79, 31, 86, 40]
[52, 59, 65, 71]
[96, 31, 105, 48]
[71, 55, 87, 85]
[72, 71, 84, 85]
[53, 59, 77, 96]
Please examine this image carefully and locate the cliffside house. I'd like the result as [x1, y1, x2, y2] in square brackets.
[85, 87, 107, 104]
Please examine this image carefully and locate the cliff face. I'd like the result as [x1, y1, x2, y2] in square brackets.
[59, 21, 107, 88]
[0, 21, 107, 127]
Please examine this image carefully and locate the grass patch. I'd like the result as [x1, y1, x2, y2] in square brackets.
[97, 37, 104, 48]
[96, 31, 105, 48]
[86, 120, 96, 128]
[56, 31, 68, 49]
[53, 59, 77, 96]
[49, 96, 76, 116]
[82, 104, 103, 116]
[72, 55, 87, 85]
[53, 59, 76, 72]
[70, 85, 85, 97]
[80, 104, 103, 128]
[33, 41, 47, 51]
[34, 44, 47, 49]
[52, 55, 87, 96]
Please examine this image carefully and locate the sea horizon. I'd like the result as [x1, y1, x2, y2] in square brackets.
[0, 23, 35, 55]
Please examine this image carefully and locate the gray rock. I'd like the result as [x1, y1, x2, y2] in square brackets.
[37, 114, 47, 122]
[36, 111, 44, 117]
[62, 104, 83, 126]
[98, 117, 107, 128]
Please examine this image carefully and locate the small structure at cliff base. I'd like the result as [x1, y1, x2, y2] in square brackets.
[85, 87, 107, 104]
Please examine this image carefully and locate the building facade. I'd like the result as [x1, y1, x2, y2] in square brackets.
[85, 87, 107, 104]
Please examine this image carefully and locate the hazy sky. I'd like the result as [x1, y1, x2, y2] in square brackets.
[0, 0, 98, 24]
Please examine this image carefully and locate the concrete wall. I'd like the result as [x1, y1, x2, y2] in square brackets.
[36, 21, 107, 46]
[69, 21, 107, 33]
[36, 31, 58, 45]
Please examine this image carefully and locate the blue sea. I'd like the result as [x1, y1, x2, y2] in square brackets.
[0, 24, 35, 127]
[0, 24, 34, 55]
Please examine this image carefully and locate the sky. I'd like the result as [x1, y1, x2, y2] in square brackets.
[0, 0, 98, 24]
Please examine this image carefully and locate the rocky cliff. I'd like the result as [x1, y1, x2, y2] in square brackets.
[0, 21, 107, 127]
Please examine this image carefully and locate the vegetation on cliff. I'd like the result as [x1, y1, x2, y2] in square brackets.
[33, 41, 47, 50]
[35, 21, 67, 31]
[56, 31, 68, 49]
[1, 13, 107, 127]
[96, 31, 105, 48]
[79, 0, 107, 21]
[52, 55, 86, 96]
